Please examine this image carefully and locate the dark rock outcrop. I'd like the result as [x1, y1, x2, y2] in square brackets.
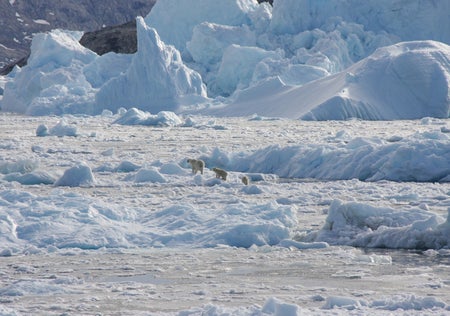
[79, 20, 138, 56]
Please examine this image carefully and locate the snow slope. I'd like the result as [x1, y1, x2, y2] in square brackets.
[1, 0, 449, 120]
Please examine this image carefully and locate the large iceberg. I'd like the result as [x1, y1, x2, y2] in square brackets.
[208, 40, 450, 120]
[0, 0, 449, 119]
[300, 41, 450, 120]
[95, 17, 207, 114]
[1, 17, 207, 116]
[270, 0, 449, 43]
[1, 30, 97, 115]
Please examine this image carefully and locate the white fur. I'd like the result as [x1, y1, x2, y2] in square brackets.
[241, 175, 249, 185]
[187, 159, 204, 175]
[212, 167, 227, 180]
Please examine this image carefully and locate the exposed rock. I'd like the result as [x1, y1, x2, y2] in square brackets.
[79, 20, 138, 56]
[0, 0, 156, 71]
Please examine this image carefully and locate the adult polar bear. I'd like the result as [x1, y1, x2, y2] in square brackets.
[187, 159, 205, 175]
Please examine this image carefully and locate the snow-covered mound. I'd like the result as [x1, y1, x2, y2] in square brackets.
[112, 107, 184, 126]
[302, 41, 450, 120]
[36, 118, 79, 137]
[183, 296, 449, 315]
[304, 200, 450, 250]
[0, 0, 449, 120]
[0, 187, 297, 251]
[3, 171, 56, 185]
[130, 167, 168, 183]
[54, 162, 96, 187]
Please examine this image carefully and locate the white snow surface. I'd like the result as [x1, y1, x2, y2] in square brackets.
[0, 0, 449, 119]
[0, 113, 450, 314]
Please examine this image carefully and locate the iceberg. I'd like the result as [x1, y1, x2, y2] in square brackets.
[207, 40, 450, 120]
[1, 30, 97, 115]
[144, 0, 259, 53]
[0, 0, 449, 120]
[95, 17, 207, 114]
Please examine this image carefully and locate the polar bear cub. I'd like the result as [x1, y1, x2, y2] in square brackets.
[240, 175, 249, 185]
[212, 167, 228, 180]
[187, 159, 204, 175]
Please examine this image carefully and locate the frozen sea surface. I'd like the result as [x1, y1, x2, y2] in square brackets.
[0, 113, 449, 315]
[1, 247, 449, 315]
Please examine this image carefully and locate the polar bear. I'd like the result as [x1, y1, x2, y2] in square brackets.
[212, 167, 228, 180]
[240, 175, 249, 185]
[187, 159, 204, 175]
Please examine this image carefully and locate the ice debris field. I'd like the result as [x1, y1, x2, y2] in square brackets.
[1, 112, 450, 253]
[0, 113, 450, 315]
[0, 0, 450, 315]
